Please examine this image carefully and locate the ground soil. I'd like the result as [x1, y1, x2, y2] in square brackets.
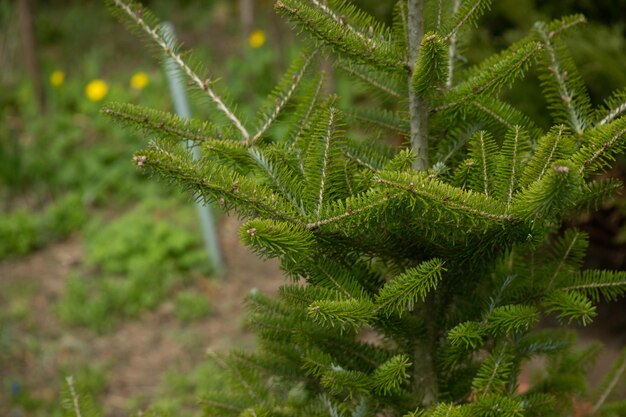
[0, 215, 284, 416]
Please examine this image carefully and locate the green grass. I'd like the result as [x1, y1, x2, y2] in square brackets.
[56, 201, 211, 332]
[175, 290, 213, 323]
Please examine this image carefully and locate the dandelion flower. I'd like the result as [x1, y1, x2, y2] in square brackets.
[50, 70, 65, 87]
[248, 30, 266, 48]
[130, 72, 149, 90]
[85, 79, 109, 101]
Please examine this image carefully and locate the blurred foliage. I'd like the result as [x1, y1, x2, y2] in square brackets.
[174, 290, 213, 323]
[0, 193, 86, 260]
[468, 0, 626, 129]
[56, 201, 209, 331]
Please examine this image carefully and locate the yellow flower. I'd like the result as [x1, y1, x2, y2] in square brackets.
[50, 70, 65, 87]
[85, 79, 109, 102]
[130, 72, 149, 90]
[248, 30, 266, 48]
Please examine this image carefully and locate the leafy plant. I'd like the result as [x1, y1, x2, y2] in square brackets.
[105, 0, 626, 416]
[0, 192, 87, 260]
[57, 201, 209, 331]
[175, 290, 213, 323]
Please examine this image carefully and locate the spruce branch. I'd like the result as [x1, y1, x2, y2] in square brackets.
[312, 106, 337, 217]
[598, 89, 626, 126]
[347, 108, 409, 135]
[288, 74, 325, 152]
[138, 142, 304, 225]
[562, 270, 626, 302]
[433, 40, 542, 113]
[371, 355, 412, 395]
[374, 258, 445, 317]
[520, 125, 574, 188]
[544, 291, 596, 326]
[535, 21, 590, 135]
[574, 178, 623, 212]
[251, 49, 318, 145]
[495, 126, 531, 208]
[470, 97, 541, 140]
[308, 298, 375, 332]
[335, 59, 404, 99]
[547, 229, 587, 290]
[513, 161, 582, 222]
[275, 0, 405, 72]
[374, 171, 514, 223]
[411, 32, 448, 98]
[248, 147, 307, 214]
[600, 103, 626, 126]
[306, 189, 401, 229]
[65, 376, 84, 417]
[441, 0, 491, 42]
[102, 102, 225, 142]
[592, 348, 626, 414]
[468, 130, 498, 197]
[240, 218, 314, 262]
[108, 0, 250, 140]
[408, 0, 429, 171]
[575, 116, 626, 175]
[471, 350, 514, 398]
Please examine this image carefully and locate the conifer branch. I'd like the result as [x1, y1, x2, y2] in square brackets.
[476, 131, 491, 196]
[494, 126, 531, 209]
[335, 60, 403, 98]
[599, 102, 626, 126]
[548, 230, 583, 290]
[471, 101, 513, 131]
[520, 125, 571, 188]
[473, 350, 513, 398]
[109, 0, 250, 141]
[65, 377, 83, 417]
[306, 191, 401, 229]
[315, 262, 354, 299]
[140, 142, 305, 225]
[289, 75, 325, 152]
[348, 108, 409, 135]
[316, 107, 336, 217]
[598, 89, 626, 126]
[433, 40, 542, 112]
[564, 281, 626, 294]
[309, 0, 372, 46]
[275, 0, 404, 72]
[536, 24, 586, 135]
[408, 0, 429, 171]
[592, 348, 626, 414]
[374, 259, 445, 317]
[442, 0, 491, 42]
[562, 270, 626, 302]
[248, 149, 306, 215]
[344, 151, 378, 172]
[102, 102, 223, 142]
[250, 50, 318, 145]
[577, 118, 626, 174]
[374, 174, 514, 222]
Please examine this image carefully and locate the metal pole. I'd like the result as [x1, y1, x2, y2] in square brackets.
[161, 22, 224, 276]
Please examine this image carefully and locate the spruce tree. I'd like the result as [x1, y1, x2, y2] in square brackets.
[103, 1, 626, 416]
